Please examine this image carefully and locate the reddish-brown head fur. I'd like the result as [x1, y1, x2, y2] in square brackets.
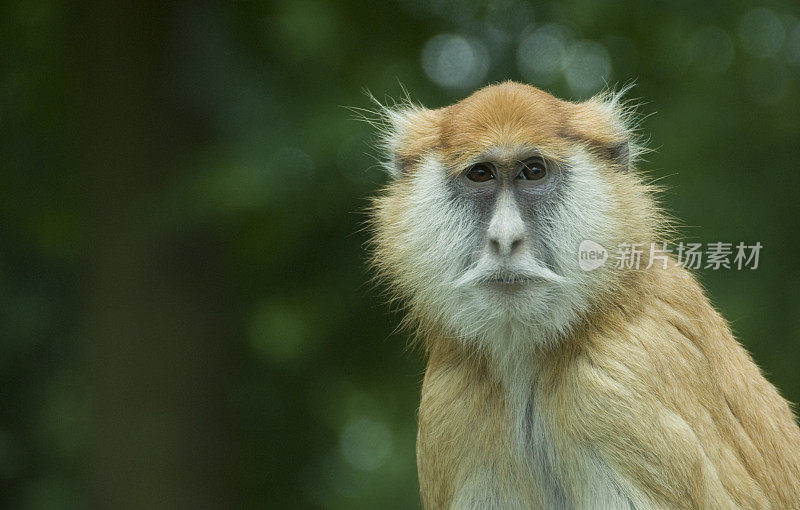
[390, 81, 631, 175]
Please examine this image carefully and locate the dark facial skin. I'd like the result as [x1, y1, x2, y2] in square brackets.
[446, 147, 567, 274]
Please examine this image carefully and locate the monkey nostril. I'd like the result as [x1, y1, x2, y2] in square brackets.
[510, 238, 524, 255]
[489, 236, 525, 257]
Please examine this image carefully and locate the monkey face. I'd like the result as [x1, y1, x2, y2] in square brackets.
[371, 149, 616, 350]
[447, 147, 566, 289]
[369, 82, 652, 349]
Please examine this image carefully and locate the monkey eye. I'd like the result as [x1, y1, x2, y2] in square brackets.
[517, 159, 547, 180]
[465, 163, 495, 183]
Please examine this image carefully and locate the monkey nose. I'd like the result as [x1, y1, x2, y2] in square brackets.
[489, 233, 526, 258]
[487, 195, 527, 258]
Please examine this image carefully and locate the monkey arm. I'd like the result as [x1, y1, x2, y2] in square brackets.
[553, 361, 763, 508]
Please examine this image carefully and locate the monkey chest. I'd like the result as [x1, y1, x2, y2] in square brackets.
[417, 380, 635, 509]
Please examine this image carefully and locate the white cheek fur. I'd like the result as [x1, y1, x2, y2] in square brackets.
[396, 150, 616, 358]
[393, 158, 481, 331]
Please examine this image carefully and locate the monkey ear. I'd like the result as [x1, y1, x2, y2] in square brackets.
[567, 88, 639, 172]
[373, 101, 441, 179]
[608, 140, 631, 172]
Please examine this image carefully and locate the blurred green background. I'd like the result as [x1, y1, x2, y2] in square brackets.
[2, 0, 799, 508]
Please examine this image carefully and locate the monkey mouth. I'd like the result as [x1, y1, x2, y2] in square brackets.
[454, 263, 566, 288]
[482, 273, 534, 284]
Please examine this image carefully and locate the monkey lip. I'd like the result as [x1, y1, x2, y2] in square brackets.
[455, 264, 565, 288]
[482, 274, 534, 284]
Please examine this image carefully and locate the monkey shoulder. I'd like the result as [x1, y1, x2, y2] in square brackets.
[538, 298, 779, 508]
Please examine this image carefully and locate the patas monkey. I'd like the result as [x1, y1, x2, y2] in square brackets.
[367, 82, 800, 509]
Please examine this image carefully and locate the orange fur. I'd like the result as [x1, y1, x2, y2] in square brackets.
[369, 82, 800, 509]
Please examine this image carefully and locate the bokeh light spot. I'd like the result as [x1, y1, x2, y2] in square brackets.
[421, 34, 489, 90]
[517, 24, 570, 85]
[691, 26, 735, 75]
[339, 417, 393, 471]
[564, 40, 612, 97]
[738, 8, 785, 58]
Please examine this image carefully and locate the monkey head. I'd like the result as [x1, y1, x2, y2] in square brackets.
[369, 82, 662, 353]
